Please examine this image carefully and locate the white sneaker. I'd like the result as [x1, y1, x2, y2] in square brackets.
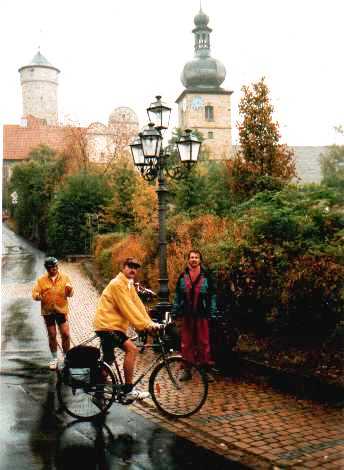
[123, 388, 150, 403]
[49, 358, 58, 370]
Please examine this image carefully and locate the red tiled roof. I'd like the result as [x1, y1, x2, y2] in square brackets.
[3, 115, 68, 160]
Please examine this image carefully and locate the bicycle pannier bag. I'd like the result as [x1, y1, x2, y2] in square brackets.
[64, 345, 100, 386]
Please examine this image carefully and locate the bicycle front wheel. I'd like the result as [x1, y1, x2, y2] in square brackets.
[57, 361, 117, 421]
[149, 357, 208, 418]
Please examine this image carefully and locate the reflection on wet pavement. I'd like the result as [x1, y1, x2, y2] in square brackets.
[2, 299, 35, 350]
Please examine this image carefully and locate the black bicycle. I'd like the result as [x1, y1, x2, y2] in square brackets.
[56, 323, 208, 421]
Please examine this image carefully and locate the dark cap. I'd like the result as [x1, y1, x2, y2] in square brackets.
[44, 257, 58, 269]
[123, 257, 141, 268]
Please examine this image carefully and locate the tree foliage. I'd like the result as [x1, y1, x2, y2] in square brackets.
[9, 145, 65, 247]
[99, 157, 138, 232]
[228, 78, 296, 199]
[47, 172, 112, 256]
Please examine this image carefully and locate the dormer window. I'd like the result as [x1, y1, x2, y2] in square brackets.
[205, 105, 214, 121]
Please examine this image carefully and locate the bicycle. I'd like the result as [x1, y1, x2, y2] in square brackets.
[56, 322, 208, 421]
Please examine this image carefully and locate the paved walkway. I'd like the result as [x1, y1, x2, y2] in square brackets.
[63, 262, 344, 469]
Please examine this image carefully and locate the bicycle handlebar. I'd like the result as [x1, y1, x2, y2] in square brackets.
[146, 321, 171, 335]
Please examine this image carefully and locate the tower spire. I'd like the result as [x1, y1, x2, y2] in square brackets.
[193, 7, 211, 56]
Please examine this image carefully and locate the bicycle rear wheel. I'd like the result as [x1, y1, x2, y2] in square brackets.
[56, 361, 117, 421]
[149, 357, 208, 418]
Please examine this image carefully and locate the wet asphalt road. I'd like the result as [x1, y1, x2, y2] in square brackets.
[1, 225, 246, 470]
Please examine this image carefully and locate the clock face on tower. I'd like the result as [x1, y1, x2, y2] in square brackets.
[191, 96, 204, 110]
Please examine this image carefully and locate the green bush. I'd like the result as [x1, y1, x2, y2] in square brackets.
[209, 185, 344, 339]
[47, 172, 112, 256]
[9, 145, 65, 248]
[282, 255, 344, 337]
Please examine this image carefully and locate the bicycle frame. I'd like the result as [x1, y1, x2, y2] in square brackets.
[79, 326, 182, 393]
[113, 331, 181, 390]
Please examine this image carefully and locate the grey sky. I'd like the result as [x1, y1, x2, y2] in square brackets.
[1, 0, 344, 146]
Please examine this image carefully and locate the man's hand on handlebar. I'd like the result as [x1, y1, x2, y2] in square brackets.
[146, 322, 161, 333]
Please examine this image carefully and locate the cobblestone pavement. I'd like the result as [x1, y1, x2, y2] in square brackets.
[62, 262, 344, 469]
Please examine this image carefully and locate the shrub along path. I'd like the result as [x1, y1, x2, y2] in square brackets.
[62, 261, 344, 469]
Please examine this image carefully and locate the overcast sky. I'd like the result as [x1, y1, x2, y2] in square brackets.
[1, 0, 344, 146]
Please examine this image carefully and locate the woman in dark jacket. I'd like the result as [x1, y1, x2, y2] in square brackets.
[172, 250, 217, 380]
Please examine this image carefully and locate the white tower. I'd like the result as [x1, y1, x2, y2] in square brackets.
[18, 51, 60, 125]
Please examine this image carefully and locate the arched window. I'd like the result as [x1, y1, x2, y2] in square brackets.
[205, 105, 214, 121]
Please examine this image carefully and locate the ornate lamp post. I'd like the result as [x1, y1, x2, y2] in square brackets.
[130, 96, 201, 318]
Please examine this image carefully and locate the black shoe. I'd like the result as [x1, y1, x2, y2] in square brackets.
[179, 369, 192, 382]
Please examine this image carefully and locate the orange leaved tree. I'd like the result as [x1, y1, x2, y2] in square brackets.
[228, 77, 296, 199]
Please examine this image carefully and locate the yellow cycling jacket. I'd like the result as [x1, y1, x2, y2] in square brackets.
[93, 272, 152, 333]
[32, 272, 73, 316]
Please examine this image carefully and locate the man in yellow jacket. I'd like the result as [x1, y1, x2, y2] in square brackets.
[93, 257, 159, 402]
[32, 257, 73, 370]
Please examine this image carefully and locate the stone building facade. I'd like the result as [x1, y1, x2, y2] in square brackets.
[18, 51, 59, 126]
[86, 107, 139, 163]
[176, 8, 233, 159]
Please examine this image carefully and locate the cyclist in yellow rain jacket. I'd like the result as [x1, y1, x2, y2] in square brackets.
[32, 257, 73, 370]
[93, 257, 159, 402]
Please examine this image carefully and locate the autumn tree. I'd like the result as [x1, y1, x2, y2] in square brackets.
[228, 77, 296, 199]
[63, 122, 89, 174]
[100, 114, 138, 174]
[63, 112, 138, 176]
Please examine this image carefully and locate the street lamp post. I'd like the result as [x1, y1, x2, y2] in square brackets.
[130, 96, 201, 319]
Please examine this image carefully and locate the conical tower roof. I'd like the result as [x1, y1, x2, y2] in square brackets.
[30, 51, 52, 66]
[18, 50, 60, 73]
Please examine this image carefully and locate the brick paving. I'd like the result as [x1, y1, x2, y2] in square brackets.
[62, 262, 344, 468]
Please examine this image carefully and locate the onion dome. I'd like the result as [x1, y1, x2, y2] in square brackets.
[194, 9, 209, 27]
[181, 9, 226, 90]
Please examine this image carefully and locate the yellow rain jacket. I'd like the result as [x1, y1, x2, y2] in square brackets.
[32, 272, 73, 316]
[93, 272, 153, 333]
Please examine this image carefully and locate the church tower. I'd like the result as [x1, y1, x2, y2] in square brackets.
[18, 50, 60, 125]
[176, 8, 232, 159]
